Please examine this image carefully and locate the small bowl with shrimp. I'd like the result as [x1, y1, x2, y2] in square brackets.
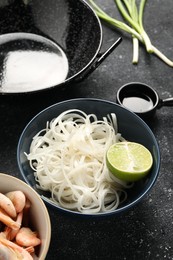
[0, 173, 51, 259]
[17, 98, 160, 217]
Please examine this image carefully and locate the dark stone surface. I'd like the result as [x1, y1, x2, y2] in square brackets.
[0, 0, 173, 259]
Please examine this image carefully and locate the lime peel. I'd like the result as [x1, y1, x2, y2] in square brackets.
[106, 142, 153, 182]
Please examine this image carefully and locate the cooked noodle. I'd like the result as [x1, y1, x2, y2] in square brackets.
[26, 109, 132, 213]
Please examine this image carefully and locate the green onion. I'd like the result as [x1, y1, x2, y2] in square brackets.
[89, 0, 173, 67]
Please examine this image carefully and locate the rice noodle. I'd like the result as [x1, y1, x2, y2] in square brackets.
[26, 109, 132, 214]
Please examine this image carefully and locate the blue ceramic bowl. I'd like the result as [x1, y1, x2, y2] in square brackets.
[17, 98, 160, 217]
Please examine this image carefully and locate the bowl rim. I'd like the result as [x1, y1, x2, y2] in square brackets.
[17, 97, 161, 217]
[0, 172, 51, 258]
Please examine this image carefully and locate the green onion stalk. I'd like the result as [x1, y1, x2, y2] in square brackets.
[89, 0, 173, 67]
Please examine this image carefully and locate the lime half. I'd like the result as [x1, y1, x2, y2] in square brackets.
[106, 142, 153, 182]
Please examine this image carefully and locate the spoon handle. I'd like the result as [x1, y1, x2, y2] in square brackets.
[161, 97, 173, 107]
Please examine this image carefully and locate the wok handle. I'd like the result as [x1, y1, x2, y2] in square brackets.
[76, 37, 122, 81]
[160, 97, 173, 107]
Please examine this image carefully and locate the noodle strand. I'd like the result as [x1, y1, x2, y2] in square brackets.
[26, 109, 130, 213]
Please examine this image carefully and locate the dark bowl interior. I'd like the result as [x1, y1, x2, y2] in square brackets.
[17, 98, 160, 217]
[0, 0, 102, 92]
[117, 83, 159, 107]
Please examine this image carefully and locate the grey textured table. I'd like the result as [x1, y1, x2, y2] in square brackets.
[0, 1, 173, 259]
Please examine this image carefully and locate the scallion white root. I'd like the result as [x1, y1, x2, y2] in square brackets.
[89, 0, 173, 67]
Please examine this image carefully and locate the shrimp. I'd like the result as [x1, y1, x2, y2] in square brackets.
[0, 243, 19, 260]
[0, 192, 16, 218]
[16, 227, 41, 247]
[0, 208, 20, 230]
[0, 191, 41, 259]
[0, 236, 33, 260]
[5, 211, 23, 241]
[5, 191, 26, 213]
[26, 246, 35, 254]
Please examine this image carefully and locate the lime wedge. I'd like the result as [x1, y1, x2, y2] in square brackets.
[106, 142, 153, 182]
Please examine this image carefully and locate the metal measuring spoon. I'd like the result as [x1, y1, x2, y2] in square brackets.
[116, 82, 173, 120]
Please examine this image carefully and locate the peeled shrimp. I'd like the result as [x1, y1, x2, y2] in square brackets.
[0, 208, 20, 230]
[16, 227, 41, 247]
[5, 191, 26, 213]
[0, 243, 19, 260]
[0, 236, 33, 260]
[0, 192, 16, 218]
[5, 211, 23, 241]
[0, 190, 41, 260]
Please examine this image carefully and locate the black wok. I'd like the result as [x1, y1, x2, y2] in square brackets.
[0, 0, 121, 94]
